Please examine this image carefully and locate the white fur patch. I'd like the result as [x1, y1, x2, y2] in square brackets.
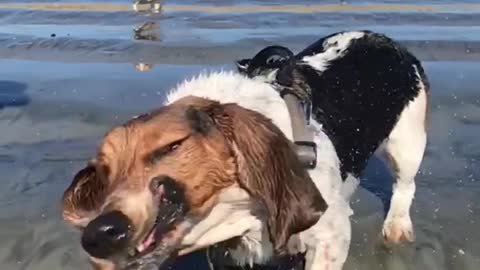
[165, 70, 352, 267]
[302, 31, 366, 72]
[166, 70, 293, 140]
[381, 64, 428, 242]
[180, 184, 272, 265]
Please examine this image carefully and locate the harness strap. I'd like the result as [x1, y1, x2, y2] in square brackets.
[281, 93, 317, 169]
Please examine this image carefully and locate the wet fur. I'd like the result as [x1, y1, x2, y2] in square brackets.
[62, 30, 429, 270]
[62, 94, 327, 269]
[237, 30, 430, 178]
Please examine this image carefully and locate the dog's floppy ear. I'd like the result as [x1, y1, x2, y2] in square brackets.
[214, 103, 328, 253]
[61, 162, 107, 228]
[235, 58, 251, 74]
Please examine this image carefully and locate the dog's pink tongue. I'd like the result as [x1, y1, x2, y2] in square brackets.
[137, 231, 156, 253]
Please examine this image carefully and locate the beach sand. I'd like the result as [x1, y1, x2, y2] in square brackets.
[0, 2, 479, 270]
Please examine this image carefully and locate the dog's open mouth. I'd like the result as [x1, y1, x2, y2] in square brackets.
[122, 216, 187, 270]
[128, 204, 180, 262]
[126, 206, 188, 268]
[131, 221, 161, 258]
[119, 177, 189, 270]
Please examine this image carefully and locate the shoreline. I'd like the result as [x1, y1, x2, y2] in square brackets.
[1, 3, 480, 13]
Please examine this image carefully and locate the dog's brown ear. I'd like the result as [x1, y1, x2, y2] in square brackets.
[61, 163, 107, 228]
[215, 103, 328, 253]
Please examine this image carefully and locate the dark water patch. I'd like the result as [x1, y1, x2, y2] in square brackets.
[361, 156, 394, 216]
[0, 81, 30, 109]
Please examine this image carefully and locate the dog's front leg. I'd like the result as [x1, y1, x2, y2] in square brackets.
[303, 201, 354, 270]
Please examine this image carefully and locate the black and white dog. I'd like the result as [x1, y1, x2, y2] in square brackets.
[168, 30, 429, 270]
[236, 30, 429, 180]
[227, 30, 430, 268]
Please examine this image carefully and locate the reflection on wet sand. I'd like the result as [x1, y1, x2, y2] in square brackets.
[133, 21, 160, 41]
[133, 0, 162, 13]
[133, 30, 159, 41]
[131, 0, 162, 69]
[1, 3, 480, 13]
[135, 62, 154, 71]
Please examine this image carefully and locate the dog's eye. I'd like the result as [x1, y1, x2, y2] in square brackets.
[148, 136, 189, 163]
[152, 142, 180, 160]
[165, 142, 180, 153]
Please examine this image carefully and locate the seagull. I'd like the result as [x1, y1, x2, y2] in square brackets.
[132, 0, 162, 13]
[133, 21, 159, 41]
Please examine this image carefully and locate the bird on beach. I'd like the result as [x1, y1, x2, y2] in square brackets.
[133, 21, 160, 41]
[132, 0, 162, 13]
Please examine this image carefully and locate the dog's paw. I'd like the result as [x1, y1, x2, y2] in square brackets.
[382, 216, 415, 244]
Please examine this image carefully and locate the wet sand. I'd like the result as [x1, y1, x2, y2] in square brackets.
[1, 3, 480, 64]
[0, 59, 479, 270]
[0, 2, 479, 270]
[3, 3, 480, 13]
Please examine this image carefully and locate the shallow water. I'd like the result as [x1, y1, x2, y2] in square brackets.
[0, 1, 479, 270]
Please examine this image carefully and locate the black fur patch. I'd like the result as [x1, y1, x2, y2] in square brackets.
[277, 31, 429, 178]
[286, 30, 428, 177]
[185, 106, 214, 135]
[152, 176, 189, 238]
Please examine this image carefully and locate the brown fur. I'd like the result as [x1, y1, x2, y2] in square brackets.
[424, 88, 430, 133]
[62, 95, 327, 268]
[62, 162, 106, 227]
[201, 99, 326, 252]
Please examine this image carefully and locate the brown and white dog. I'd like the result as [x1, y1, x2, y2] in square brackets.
[61, 30, 429, 270]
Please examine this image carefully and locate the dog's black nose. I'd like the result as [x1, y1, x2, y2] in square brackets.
[81, 210, 132, 259]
